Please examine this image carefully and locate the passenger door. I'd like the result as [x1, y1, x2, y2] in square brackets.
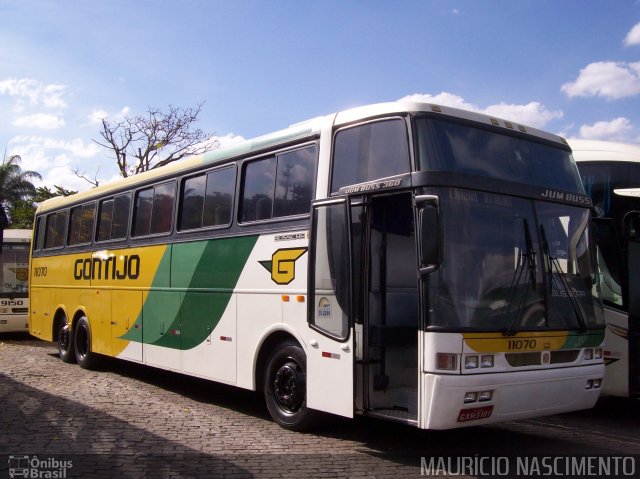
[306, 198, 354, 418]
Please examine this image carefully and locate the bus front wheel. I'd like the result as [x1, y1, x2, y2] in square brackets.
[264, 340, 317, 431]
[74, 316, 100, 370]
[57, 316, 75, 364]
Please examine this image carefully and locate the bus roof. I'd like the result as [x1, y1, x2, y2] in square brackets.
[2, 229, 31, 242]
[36, 101, 569, 214]
[569, 139, 640, 163]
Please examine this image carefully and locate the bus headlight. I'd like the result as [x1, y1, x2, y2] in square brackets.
[464, 355, 479, 369]
[464, 392, 478, 403]
[594, 348, 603, 359]
[481, 355, 494, 368]
[478, 390, 493, 402]
[584, 349, 593, 360]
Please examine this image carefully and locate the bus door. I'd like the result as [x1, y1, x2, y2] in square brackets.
[359, 192, 420, 424]
[625, 211, 640, 396]
[306, 198, 354, 418]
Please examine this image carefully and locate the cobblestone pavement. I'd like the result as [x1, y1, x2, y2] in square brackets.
[1, 333, 639, 478]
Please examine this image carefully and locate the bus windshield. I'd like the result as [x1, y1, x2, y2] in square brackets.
[1, 242, 30, 298]
[427, 188, 604, 332]
[416, 117, 584, 193]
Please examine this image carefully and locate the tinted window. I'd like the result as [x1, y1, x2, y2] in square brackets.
[68, 203, 95, 246]
[241, 145, 317, 222]
[332, 119, 409, 192]
[274, 147, 316, 217]
[97, 199, 114, 242]
[203, 167, 235, 227]
[416, 118, 583, 193]
[111, 194, 131, 239]
[241, 157, 276, 222]
[44, 210, 67, 249]
[180, 175, 206, 230]
[150, 182, 175, 234]
[133, 188, 153, 237]
[133, 182, 175, 237]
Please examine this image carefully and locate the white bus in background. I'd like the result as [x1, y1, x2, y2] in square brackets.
[0, 229, 31, 333]
[571, 139, 640, 398]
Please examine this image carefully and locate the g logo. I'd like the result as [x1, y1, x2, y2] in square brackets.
[259, 248, 307, 285]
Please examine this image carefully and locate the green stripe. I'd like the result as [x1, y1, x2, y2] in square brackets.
[121, 235, 259, 349]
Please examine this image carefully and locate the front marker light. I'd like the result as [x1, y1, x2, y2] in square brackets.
[465, 355, 479, 369]
[464, 392, 478, 403]
[584, 349, 593, 360]
[594, 348, 603, 359]
[478, 390, 493, 402]
[481, 355, 494, 368]
[436, 353, 458, 371]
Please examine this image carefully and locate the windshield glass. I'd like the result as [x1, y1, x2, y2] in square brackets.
[1, 243, 29, 297]
[416, 117, 584, 193]
[427, 188, 604, 331]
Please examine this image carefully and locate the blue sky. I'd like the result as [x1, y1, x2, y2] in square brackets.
[1, 0, 640, 191]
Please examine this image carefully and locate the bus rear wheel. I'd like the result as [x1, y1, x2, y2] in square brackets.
[57, 316, 75, 364]
[74, 316, 100, 370]
[264, 340, 317, 431]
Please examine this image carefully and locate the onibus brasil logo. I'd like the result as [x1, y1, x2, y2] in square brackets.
[259, 248, 307, 285]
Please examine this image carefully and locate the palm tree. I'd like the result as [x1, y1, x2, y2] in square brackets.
[0, 154, 41, 233]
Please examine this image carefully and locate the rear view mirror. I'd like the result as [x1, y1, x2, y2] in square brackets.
[415, 195, 441, 275]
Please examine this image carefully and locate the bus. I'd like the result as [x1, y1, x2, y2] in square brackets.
[570, 139, 640, 398]
[1, 229, 30, 333]
[30, 102, 605, 431]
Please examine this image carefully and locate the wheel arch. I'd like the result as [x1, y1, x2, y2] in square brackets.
[254, 328, 305, 394]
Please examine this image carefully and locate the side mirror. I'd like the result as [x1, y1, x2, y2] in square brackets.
[415, 195, 441, 275]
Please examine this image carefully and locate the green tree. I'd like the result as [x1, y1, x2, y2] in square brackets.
[0, 155, 41, 233]
[9, 185, 77, 229]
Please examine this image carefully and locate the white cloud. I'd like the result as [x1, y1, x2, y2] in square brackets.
[578, 117, 633, 141]
[7, 137, 103, 191]
[88, 109, 109, 125]
[216, 133, 246, 148]
[624, 22, 640, 46]
[398, 92, 562, 128]
[561, 62, 640, 99]
[13, 113, 65, 130]
[86, 106, 130, 126]
[0, 78, 67, 108]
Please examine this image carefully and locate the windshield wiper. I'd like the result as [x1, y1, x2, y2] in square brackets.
[539, 225, 587, 333]
[503, 219, 538, 336]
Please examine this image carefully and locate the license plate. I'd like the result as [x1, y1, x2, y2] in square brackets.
[457, 405, 494, 422]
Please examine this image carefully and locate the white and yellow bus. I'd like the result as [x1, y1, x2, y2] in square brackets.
[1, 229, 31, 332]
[30, 102, 605, 430]
[571, 139, 640, 398]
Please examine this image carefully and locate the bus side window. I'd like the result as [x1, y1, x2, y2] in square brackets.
[68, 202, 95, 246]
[203, 167, 235, 227]
[178, 166, 236, 231]
[133, 182, 175, 237]
[331, 119, 410, 193]
[240, 144, 317, 223]
[274, 146, 316, 217]
[97, 199, 115, 242]
[44, 210, 68, 249]
[241, 157, 276, 222]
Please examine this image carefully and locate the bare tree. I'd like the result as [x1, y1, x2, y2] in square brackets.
[93, 103, 219, 179]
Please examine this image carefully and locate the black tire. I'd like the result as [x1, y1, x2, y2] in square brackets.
[264, 340, 317, 431]
[74, 316, 100, 370]
[57, 316, 76, 364]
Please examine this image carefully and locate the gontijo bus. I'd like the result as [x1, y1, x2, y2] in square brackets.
[30, 102, 605, 430]
[570, 139, 640, 398]
[1, 229, 30, 332]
